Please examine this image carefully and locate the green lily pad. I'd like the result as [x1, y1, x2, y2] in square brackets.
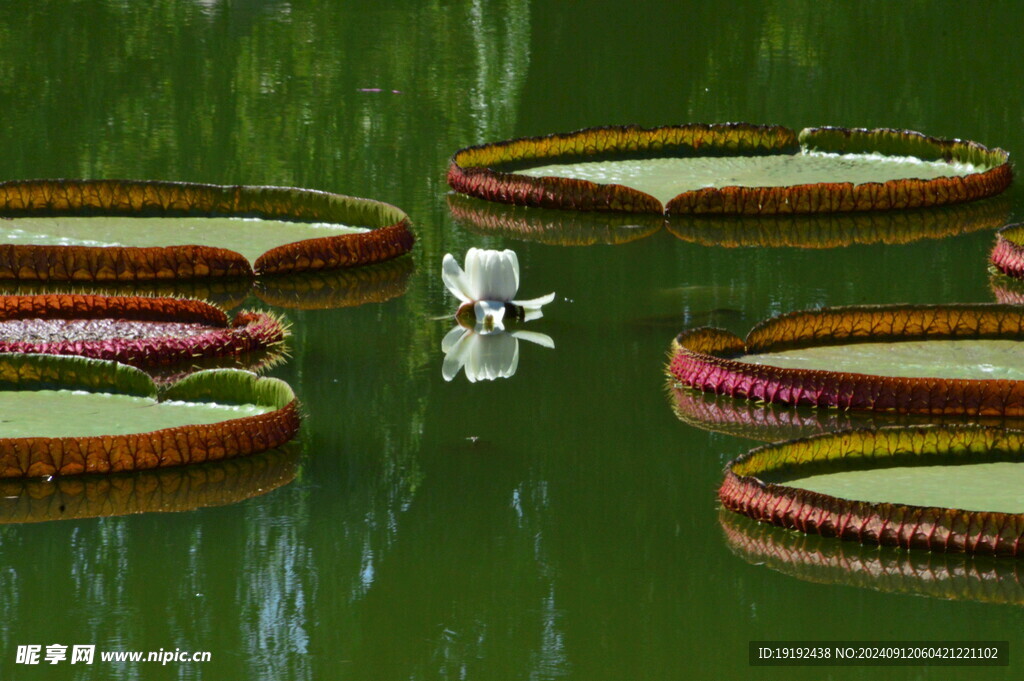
[0, 216, 368, 265]
[449, 124, 1011, 215]
[669, 303, 1024, 415]
[721, 425, 1024, 555]
[0, 179, 414, 281]
[767, 461, 1024, 514]
[0, 354, 299, 478]
[0, 389, 271, 438]
[518, 152, 982, 206]
[739, 339, 1024, 380]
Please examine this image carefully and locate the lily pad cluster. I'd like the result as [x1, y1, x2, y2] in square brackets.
[0, 354, 298, 479]
[668, 303, 1024, 558]
[0, 176, 419, 506]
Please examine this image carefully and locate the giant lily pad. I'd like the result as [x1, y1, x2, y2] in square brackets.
[721, 425, 1024, 556]
[0, 293, 286, 370]
[0, 446, 297, 523]
[0, 179, 414, 281]
[721, 511, 1024, 606]
[669, 304, 1024, 415]
[0, 354, 299, 478]
[448, 124, 1010, 215]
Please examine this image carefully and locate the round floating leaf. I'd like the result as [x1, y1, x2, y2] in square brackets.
[720, 511, 1024, 605]
[0, 354, 299, 478]
[0, 446, 298, 524]
[720, 425, 1024, 556]
[0, 179, 414, 281]
[0, 293, 286, 370]
[668, 304, 1024, 415]
[448, 124, 1010, 215]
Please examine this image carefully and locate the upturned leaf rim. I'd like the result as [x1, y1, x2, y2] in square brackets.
[668, 303, 1024, 416]
[720, 424, 1024, 556]
[0, 178, 415, 281]
[0, 354, 299, 478]
[447, 123, 1011, 215]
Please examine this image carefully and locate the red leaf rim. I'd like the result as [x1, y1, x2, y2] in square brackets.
[990, 223, 1024, 282]
[668, 303, 1024, 416]
[720, 425, 1024, 556]
[0, 293, 287, 368]
[447, 124, 1011, 215]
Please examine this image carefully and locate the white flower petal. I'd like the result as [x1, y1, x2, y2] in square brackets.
[442, 253, 473, 304]
[509, 329, 555, 349]
[470, 249, 518, 301]
[511, 291, 555, 311]
[506, 249, 520, 296]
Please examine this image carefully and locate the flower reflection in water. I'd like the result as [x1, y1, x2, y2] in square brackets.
[442, 324, 554, 383]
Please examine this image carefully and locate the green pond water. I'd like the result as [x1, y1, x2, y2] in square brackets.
[774, 461, 1024, 514]
[0, 390, 269, 438]
[1, 2, 1023, 680]
[519, 153, 980, 205]
[740, 339, 1024, 380]
[0, 217, 366, 263]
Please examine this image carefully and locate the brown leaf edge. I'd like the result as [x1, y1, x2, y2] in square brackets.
[0, 355, 300, 478]
[668, 303, 1024, 415]
[720, 424, 1024, 556]
[0, 179, 414, 281]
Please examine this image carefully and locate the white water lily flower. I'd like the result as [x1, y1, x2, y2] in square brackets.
[441, 325, 555, 382]
[442, 248, 555, 331]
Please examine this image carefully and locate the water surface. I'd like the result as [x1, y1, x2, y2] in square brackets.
[0, 1, 1022, 680]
